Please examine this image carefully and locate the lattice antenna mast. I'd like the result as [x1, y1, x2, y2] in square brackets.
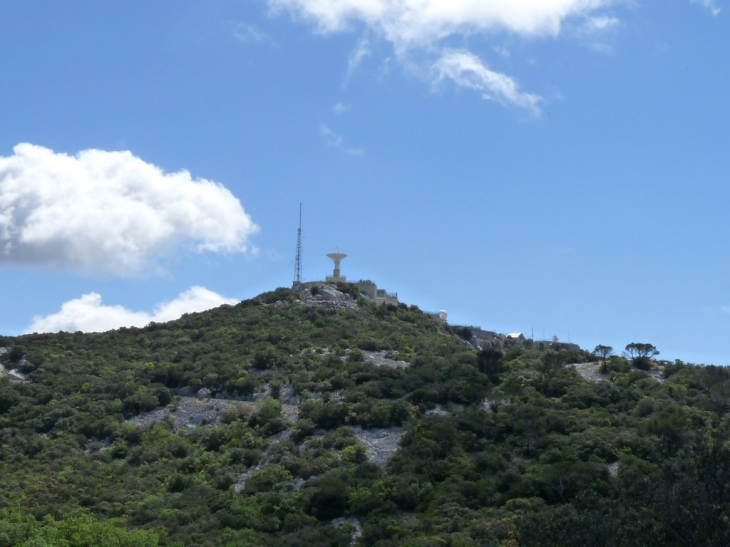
[294, 203, 302, 284]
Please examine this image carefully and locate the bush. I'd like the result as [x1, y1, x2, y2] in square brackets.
[342, 443, 368, 464]
[253, 349, 285, 370]
[477, 348, 504, 383]
[304, 475, 350, 520]
[168, 473, 193, 492]
[245, 465, 293, 494]
[248, 397, 287, 435]
[348, 349, 365, 363]
[358, 339, 381, 351]
[336, 282, 360, 299]
[7, 345, 25, 363]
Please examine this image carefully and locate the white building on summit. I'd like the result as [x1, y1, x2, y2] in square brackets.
[297, 249, 399, 306]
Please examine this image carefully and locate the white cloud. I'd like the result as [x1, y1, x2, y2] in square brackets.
[333, 102, 350, 113]
[320, 125, 365, 154]
[493, 46, 511, 58]
[693, 0, 721, 16]
[268, 0, 618, 110]
[320, 124, 344, 146]
[25, 286, 237, 333]
[587, 42, 614, 54]
[0, 143, 258, 275]
[576, 14, 619, 53]
[433, 51, 541, 113]
[348, 36, 372, 74]
[232, 22, 274, 44]
[580, 15, 619, 33]
[268, 0, 616, 46]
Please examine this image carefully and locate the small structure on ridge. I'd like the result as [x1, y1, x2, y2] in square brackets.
[294, 248, 399, 306]
[326, 249, 348, 283]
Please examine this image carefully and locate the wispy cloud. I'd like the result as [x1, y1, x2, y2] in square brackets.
[333, 102, 350, 114]
[433, 51, 541, 114]
[320, 124, 344, 147]
[319, 125, 364, 155]
[693, 0, 721, 16]
[26, 287, 237, 333]
[579, 15, 620, 34]
[493, 46, 510, 58]
[587, 42, 614, 54]
[266, 0, 625, 111]
[231, 22, 275, 45]
[348, 36, 371, 75]
[575, 14, 619, 53]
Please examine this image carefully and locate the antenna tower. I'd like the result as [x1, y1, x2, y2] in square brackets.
[294, 203, 302, 284]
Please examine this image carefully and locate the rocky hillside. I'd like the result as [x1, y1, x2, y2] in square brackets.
[1, 285, 729, 546]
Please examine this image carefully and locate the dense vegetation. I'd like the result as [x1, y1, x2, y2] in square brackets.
[1, 286, 730, 546]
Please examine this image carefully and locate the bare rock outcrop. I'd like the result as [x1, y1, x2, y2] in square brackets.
[351, 426, 404, 467]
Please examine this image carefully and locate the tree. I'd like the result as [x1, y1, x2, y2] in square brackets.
[7, 345, 25, 363]
[592, 345, 613, 373]
[477, 348, 504, 383]
[305, 475, 350, 521]
[455, 326, 473, 341]
[624, 343, 659, 370]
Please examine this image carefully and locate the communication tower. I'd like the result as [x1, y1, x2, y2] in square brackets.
[294, 203, 302, 285]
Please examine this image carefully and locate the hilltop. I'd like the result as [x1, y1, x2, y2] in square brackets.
[1, 285, 730, 546]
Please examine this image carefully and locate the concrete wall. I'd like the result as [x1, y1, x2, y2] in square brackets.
[374, 295, 400, 306]
[354, 281, 399, 306]
[354, 280, 378, 299]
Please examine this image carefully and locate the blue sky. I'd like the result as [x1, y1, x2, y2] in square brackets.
[0, 0, 728, 365]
